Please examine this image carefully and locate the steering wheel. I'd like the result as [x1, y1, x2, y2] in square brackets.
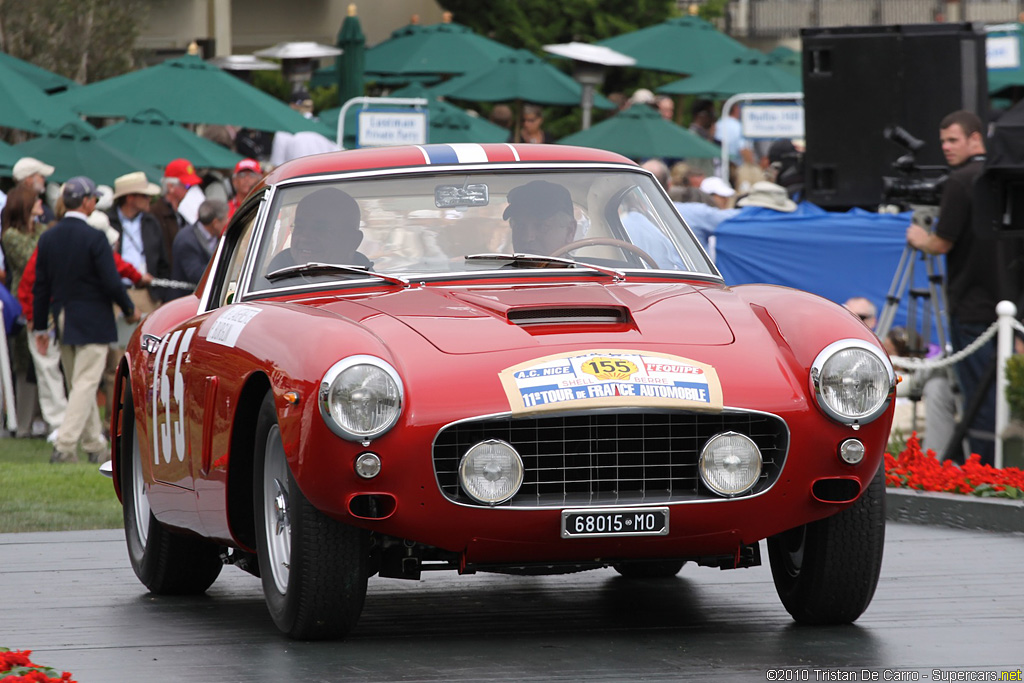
[550, 237, 660, 269]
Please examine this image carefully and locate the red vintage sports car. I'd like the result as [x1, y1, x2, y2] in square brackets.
[111, 143, 895, 639]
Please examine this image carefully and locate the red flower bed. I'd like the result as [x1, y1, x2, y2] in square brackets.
[886, 432, 1024, 498]
[0, 649, 75, 683]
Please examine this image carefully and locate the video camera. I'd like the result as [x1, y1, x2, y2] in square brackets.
[880, 126, 948, 208]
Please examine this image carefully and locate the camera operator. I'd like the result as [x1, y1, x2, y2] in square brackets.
[905, 110, 999, 465]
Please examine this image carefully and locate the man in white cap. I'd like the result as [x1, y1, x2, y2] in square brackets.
[33, 176, 139, 464]
[12, 156, 57, 224]
[699, 176, 736, 210]
[106, 171, 170, 311]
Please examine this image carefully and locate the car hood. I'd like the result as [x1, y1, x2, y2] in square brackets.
[320, 281, 734, 354]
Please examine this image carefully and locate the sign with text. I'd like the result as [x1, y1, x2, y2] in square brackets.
[987, 34, 1021, 70]
[357, 109, 428, 147]
[741, 103, 804, 139]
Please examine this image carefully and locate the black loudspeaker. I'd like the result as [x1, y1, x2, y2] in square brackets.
[801, 23, 989, 210]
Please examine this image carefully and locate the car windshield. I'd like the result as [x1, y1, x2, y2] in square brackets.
[249, 169, 716, 292]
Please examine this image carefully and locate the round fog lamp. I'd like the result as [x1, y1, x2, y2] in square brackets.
[839, 439, 865, 465]
[354, 452, 382, 479]
[699, 431, 763, 497]
[459, 439, 524, 505]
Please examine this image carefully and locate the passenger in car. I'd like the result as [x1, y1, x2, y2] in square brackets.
[267, 187, 370, 273]
[503, 180, 577, 256]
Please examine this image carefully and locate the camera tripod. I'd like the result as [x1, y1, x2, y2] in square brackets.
[875, 222, 970, 462]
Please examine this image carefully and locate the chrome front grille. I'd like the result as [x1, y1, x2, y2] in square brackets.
[433, 410, 789, 508]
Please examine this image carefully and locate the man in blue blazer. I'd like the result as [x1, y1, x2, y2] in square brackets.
[169, 199, 227, 299]
[33, 176, 139, 464]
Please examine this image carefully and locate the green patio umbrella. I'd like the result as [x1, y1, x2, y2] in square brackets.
[50, 54, 333, 135]
[657, 53, 802, 99]
[336, 4, 366, 105]
[320, 83, 509, 147]
[0, 140, 19, 176]
[765, 45, 802, 78]
[596, 16, 749, 76]
[431, 49, 614, 139]
[97, 109, 243, 170]
[558, 103, 721, 161]
[0, 51, 78, 94]
[365, 21, 517, 77]
[13, 120, 162, 186]
[0, 58, 82, 134]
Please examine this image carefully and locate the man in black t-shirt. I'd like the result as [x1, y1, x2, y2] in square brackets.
[906, 110, 998, 465]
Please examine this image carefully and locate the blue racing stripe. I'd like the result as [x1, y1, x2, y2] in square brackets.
[422, 144, 459, 164]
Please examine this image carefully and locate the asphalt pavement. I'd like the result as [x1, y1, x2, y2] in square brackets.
[2, 519, 1022, 683]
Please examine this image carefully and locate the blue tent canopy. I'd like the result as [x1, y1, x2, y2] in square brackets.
[713, 202, 938, 340]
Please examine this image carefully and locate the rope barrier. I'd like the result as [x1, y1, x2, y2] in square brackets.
[889, 320, 999, 372]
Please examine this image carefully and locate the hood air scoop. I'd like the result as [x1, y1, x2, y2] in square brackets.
[507, 306, 630, 327]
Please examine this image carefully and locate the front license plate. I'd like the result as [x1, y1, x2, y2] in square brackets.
[561, 507, 669, 539]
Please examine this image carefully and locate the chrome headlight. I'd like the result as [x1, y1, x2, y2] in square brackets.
[459, 439, 524, 505]
[319, 356, 403, 441]
[810, 339, 895, 425]
[699, 431, 763, 496]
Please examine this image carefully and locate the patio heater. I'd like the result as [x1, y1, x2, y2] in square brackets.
[543, 42, 635, 129]
[254, 41, 342, 93]
[206, 55, 281, 83]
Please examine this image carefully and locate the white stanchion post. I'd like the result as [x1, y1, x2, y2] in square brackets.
[0, 300, 18, 433]
[994, 300, 1017, 470]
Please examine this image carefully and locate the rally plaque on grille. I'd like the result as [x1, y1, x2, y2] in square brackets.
[561, 507, 669, 538]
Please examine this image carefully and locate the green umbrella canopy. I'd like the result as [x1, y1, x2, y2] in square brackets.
[0, 139, 19, 176]
[431, 49, 614, 108]
[657, 53, 802, 98]
[320, 83, 509, 147]
[365, 21, 517, 76]
[50, 54, 333, 135]
[13, 120, 162, 186]
[596, 16, 749, 76]
[336, 5, 367, 105]
[97, 109, 243, 170]
[765, 45, 802, 78]
[0, 51, 78, 94]
[0, 59, 83, 134]
[558, 103, 722, 161]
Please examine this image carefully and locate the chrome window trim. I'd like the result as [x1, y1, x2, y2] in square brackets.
[234, 162, 724, 302]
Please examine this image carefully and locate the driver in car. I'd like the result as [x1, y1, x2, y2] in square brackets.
[503, 180, 577, 256]
[268, 187, 371, 273]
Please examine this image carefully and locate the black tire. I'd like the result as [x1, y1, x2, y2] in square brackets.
[612, 560, 686, 579]
[253, 391, 369, 640]
[120, 378, 223, 595]
[767, 463, 886, 624]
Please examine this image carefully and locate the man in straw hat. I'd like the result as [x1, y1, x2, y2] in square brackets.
[106, 171, 170, 311]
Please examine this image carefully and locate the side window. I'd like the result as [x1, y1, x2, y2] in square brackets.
[210, 209, 258, 308]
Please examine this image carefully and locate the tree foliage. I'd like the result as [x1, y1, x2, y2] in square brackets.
[437, 0, 682, 137]
[0, 0, 150, 84]
[439, 0, 677, 55]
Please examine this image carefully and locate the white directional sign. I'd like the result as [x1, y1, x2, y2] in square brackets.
[741, 104, 805, 140]
[357, 110, 428, 147]
[987, 34, 1020, 70]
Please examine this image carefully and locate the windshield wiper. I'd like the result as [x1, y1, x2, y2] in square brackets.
[464, 253, 625, 280]
[266, 262, 409, 287]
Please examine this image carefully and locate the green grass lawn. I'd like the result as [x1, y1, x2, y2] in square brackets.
[0, 437, 122, 532]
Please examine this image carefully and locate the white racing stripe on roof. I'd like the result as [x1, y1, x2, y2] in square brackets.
[503, 143, 520, 161]
[448, 143, 489, 163]
[413, 145, 432, 164]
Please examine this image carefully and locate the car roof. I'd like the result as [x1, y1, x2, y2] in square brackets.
[261, 143, 637, 187]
